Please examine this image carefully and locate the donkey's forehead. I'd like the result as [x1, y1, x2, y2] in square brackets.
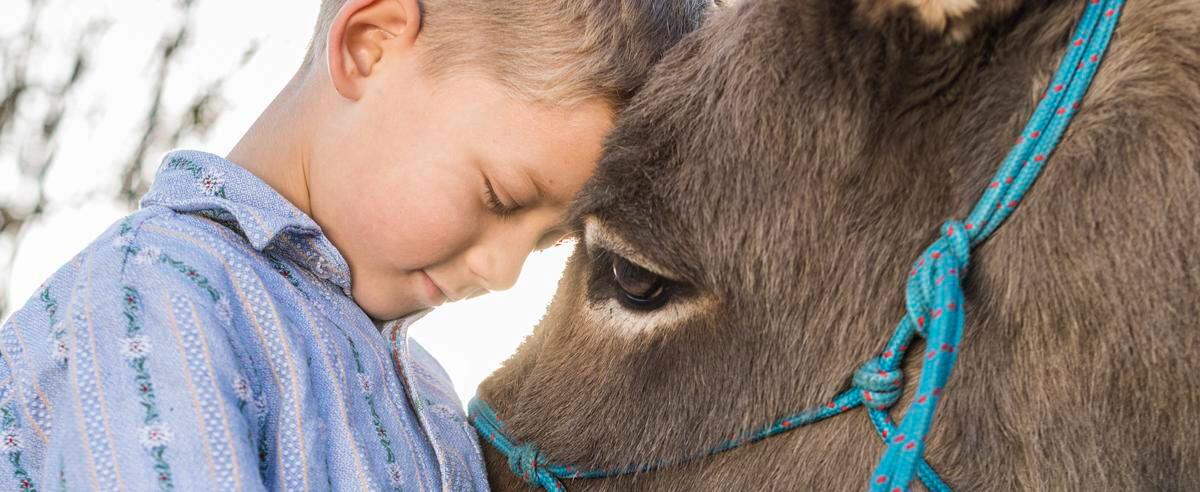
[568, 0, 872, 291]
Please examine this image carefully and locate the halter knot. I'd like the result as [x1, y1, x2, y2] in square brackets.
[509, 442, 547, 485]
[940, 220, 971, 265]
[853, 358, 903, 410]
[906, 220, 971, 336]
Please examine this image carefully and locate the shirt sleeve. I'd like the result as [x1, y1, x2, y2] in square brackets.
[45, 222, 267, 491]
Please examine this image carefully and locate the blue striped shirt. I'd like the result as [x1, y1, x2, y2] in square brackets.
[0, 150, 489, 491]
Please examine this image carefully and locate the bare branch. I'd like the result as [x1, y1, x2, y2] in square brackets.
[1, 0, 254, 320]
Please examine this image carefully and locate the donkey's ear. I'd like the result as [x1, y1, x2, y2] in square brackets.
[855, 0, 1023, 41]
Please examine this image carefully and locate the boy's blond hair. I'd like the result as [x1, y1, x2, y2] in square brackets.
[306, 0, 712, 106]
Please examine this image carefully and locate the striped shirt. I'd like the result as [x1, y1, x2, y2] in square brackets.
[0, 150, 489, 491]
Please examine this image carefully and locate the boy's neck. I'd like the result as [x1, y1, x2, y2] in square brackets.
[227, 70, 317, 217]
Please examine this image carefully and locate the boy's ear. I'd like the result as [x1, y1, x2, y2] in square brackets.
[327, 0, 422, 101]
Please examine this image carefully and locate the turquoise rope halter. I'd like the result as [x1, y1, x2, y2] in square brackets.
[470, 1, 1124, 490]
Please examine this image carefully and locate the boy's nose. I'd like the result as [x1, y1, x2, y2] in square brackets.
[466, 227, 544, 293]
[469, 247, 526, 293]
[463, 213, 567, 294]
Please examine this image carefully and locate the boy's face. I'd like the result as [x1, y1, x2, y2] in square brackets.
[310, 51, 613, 321]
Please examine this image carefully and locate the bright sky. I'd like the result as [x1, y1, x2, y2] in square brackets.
[1, 0, 561, 405]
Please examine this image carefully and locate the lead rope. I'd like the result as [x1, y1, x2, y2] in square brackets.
[470, 1, 1124, 490]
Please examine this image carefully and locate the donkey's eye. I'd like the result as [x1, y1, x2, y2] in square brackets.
[611, 255, 670, 310]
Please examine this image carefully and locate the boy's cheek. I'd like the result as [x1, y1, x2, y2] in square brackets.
[384, 196, 481, 264]
[345, 213, 477, 316]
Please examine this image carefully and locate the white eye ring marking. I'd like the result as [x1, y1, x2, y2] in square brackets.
[583, 217, 674, 279]
[581, 216, 711, 337]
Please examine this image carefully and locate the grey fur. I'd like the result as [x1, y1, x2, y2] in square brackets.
[479, 0, 1200, 489]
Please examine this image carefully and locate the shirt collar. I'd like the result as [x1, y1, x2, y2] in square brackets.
[140, 149, 354, 294]
[379, 308, 433, 341]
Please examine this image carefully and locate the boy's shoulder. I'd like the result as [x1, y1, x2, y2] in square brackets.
[101, 205, 259, 288]
[0, 206, 255, 402]
[10, 207, 250, 329]
[8, 199, 274, 334]
[7, 148, 361, 333]
[42, 148, 343, 306]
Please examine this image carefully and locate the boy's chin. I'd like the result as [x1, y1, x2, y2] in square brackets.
[352, 285, 426, 323]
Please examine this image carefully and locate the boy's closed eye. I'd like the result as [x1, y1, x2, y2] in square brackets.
[483, 176, 520, 216]
[481, 171, 573, 249]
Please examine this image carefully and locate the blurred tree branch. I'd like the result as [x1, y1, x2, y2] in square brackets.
[0, 0, 258, 319]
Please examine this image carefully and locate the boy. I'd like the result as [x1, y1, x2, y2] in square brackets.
[0, 0, 709, 489]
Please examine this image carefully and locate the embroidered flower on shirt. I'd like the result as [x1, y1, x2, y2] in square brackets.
[52, 339, 69, 364]
[168, 156, 229, 198]
[112, 234, 133, 250]
[1, 432, 22, 453]
[386, 463, 405, 486]
[199, 169, 226, 197]
[0, 406, 35, 490]
[233, 376, 253, 403]
[42, 289, 69, 367]
[119, 286, 176, 489]
[120, 335, 153, 361]
[357, 373, 373, 393]
[140, 423, 173, 450]
[132, 245, 162, 266]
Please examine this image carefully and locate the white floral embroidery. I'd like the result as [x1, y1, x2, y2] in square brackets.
[199, 170, 225, 196]
[233, 376, 253, 402]
[0, 432, 21, 453]
[52, 339, 69, 364]
[386, 463, 405, 486]
[139, 423, 173, 450]
[120, 335, 152, 361]
[132, 245, 161, 265]
[357, 373, 372, 393]
[111, 235, 133, 250]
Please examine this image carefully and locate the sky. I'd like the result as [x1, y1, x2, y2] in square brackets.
[0, 0, 564, 406]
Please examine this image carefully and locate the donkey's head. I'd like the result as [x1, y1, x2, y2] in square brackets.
[478, 0, 1198, 489]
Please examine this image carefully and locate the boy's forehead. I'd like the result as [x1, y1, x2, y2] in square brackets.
[523, 155, 592, 209]
[523, 98, 615, 205]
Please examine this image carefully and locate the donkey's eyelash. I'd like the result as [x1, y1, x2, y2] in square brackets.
[484, 178, 519, 216]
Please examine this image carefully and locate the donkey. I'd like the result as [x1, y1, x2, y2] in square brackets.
[475, 0, 1200, 489]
